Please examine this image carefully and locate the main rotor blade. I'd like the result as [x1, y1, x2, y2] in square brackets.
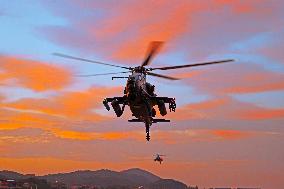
[147, 72, 179, 80]
[53, 53, 131, 70]
[141, 41, 164, 67]
[76, 71, 131, 77]
[149, 59, 234, 71]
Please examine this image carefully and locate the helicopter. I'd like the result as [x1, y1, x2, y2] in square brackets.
[154, 154, 166, 164]
[54, 41, 234, 141]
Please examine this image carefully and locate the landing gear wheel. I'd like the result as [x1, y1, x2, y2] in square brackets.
[146, 123, 150, 141]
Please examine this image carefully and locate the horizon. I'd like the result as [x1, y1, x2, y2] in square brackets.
[0, 167, 157, 176]
[0, 1, 283, 189]
[0, 168, 259, 189]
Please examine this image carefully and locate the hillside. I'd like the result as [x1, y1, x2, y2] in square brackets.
[0, 168, 190, 188]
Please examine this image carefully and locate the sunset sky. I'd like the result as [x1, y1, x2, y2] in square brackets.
[0, 1, 284, 188]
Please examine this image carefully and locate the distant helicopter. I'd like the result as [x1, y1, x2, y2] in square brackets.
[154, 154, 166, 164]
[54, 41, 233, 141]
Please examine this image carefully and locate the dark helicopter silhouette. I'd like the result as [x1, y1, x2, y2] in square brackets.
[54, 41, 233, 141]
[154, 154, 165, 164]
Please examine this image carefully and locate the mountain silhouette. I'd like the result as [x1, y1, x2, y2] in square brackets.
[40, 168, 161, 187]
[0, 170, 26, 180]
[0, 168, 190, 188]
[147, 179, 188, 189]
[121, 168, 161, 184]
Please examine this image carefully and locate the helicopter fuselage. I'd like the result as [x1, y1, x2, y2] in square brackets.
[103, 67, 176, 141]
[126, 69, 153, 124]
[154, 155, 163, 164]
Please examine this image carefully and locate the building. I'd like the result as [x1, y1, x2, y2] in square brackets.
[50, 181, 67, 189]
[0, 179, 22, 189]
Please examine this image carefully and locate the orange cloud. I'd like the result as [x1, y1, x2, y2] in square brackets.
[0, 122, 27, 130]
[44, 0, 284, 65]
[107, 2, 196, 60]
[0, 157, 190, 177]
[106, 0, 268, 60]
[238, 108, 284, 120]
[51, 128, 144, 141]
[154, 129, 273, 144]
[43, 1, 208, 61]
[0, 124, 257, 144]
[0, 107, 64, 131]
[0, 56, 71, 91]
[5, 86, 122, 121]
[212, 129, 250, 140]
[0, 157, 111, 175]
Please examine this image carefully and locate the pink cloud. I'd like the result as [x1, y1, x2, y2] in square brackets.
[182, 63, 284, 95]
[41, 0, 284, 62]
[168, 96, 284, 121]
